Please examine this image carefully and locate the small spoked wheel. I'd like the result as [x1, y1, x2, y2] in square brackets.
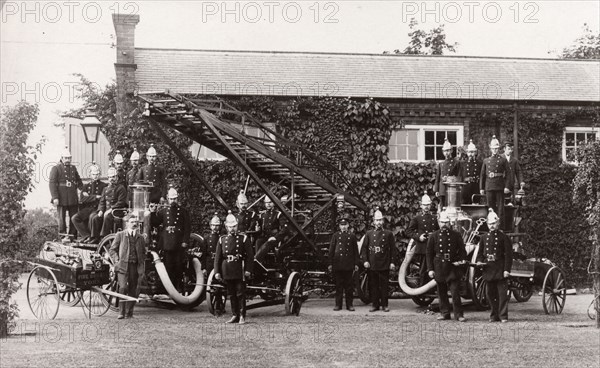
[80, 289, 111, 317]
[356, 270, 371, 305]
[512, 284, 533, 303]
[207, 270, 226, 316]
[285, 271, 304, 316]
[27, 267, 60, 320]
[542, 266, 566, 314]
[469, 266, 489, 310]
[58, 283, 81, 307]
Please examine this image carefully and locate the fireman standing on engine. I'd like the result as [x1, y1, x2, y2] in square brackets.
[434, 138, 460, 209]
[202, 213, 222, 276]
[150, 187, 191, 290]
[72, 163, 107, 243]
[502, 142, 525, 205]
[89, 167, 127, 244]
[113, 150, 127, 187]
[234, 190, 258, 238]
[460, 139, 483, 204]
[49, 146, 83, 240]
[360, 208, 397, 312]
[480, 135, 510, 229]
[476, 209, 513, 323]
[214, 211, 254, 325]
[426, 211, 467, 322]
[126, 148, 141, 205]
[139, 144, 167, 204]
[328, 218, 359, 311]
[406, 194, 439, 286]
[254, 195, 286, 264]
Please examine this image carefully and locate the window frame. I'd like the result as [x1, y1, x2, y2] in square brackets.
[562, 126, 599, 164]
[388, 124, 464, 163]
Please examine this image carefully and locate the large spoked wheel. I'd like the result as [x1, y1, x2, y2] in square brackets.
[58, 283, 81, 307]
[174, 233, 206, 309]
[356, 270, 371, 304]
[96, 234, 120, 313]
[80, 289, 111, 317]
[468, 265, 489, 310]
[27, 266, 60, 320]
[97, 234, 116, 260]
[207, 269, 226, 316]
[285, 271, 304, 316]
[542, 266, 566, 314]
[404, 255, 435, 307]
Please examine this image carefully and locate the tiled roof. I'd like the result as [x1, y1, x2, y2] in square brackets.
[134, 48, 600, 102]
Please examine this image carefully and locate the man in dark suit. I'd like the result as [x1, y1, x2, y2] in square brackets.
[460, 140, 483, 204]
[328, 218, 359, 311]
[476, 209, 513, 323]
[138, 144, 167, 204]
[434, 138, 460, 209]
[72, 163, 107, 242]
[49, 147, 83, 240]
[150, 187, 191, 291]
[427, 211, 467, 322]
[214, 211, 254, 324]
[406, 194, 439, 286]
[89, 167, 127, 243]
[502, 142, 525, 205]
[480, 135, 510, 229]
[109, 214, 147, 319]
[360, 208, 397, 312]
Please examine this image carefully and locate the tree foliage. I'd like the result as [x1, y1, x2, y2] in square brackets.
[385, 18, 458, 55]
[561, 23, 600, 60]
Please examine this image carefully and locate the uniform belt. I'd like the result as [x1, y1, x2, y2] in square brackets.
[59, 182, 74, 187]
[226, 254, 241, 262]
[465, 177, 477, 183]
[370, 246, 382, 253]
[488, 172, 505, 178]
[435, 253, 451, 260]
[486, 254, 496, 262]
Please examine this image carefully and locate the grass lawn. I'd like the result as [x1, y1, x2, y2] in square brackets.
[2, 273, 599, 368]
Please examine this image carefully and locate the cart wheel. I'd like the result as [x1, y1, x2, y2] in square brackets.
[97, 234, 116, 259]
[285, 271, 304, 316]
[80, 289, 111, 317]
[58, 283, 81, 306]
[355, 270, 371, 304]
[587, 295, 599, 320]
[512, 284, 533, 303]
[207, 269, 226, 316]
[96, 234, 120, 313]
[468, 265, 489, 310]
[27, 266, 60, 320]
[542, 266, 566, 314]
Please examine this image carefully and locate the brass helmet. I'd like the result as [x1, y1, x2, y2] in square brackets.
[167, 186, 178, 199]
[373, 207, 384, 220]
[467, 139, 477, 152]
[442, 138, 452, 151]
[225, 210, 238, 226]
[490, 135, 500, 149]
[61, 146, 71, 158]
[439, 210, 450, 223]
[210, 212, 221, 226]
[130, 148, 140, 161]
[487, 208, 500, 224]
[107, 167, 117, 177]
[237, 190, 248, 204]
[89, 162, 100, 176]
[147, 144, 157, 157]
[113, 150, 124, 164]
[264, 195, 273, 204]
[421, 194, 432, 206]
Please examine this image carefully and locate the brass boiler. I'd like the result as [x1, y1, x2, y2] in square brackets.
[130, 182, 154, 238]
[443, 176, 471, 225]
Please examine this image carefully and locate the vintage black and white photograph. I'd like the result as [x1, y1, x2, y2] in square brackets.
[1, 1, 599, 367]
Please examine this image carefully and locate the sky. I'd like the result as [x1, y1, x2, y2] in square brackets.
[1, 0, 599, 209]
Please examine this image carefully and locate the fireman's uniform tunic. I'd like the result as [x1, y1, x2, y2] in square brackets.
[214, 233, 254, 318]
[202, 231, 220, 275]
[477, 229, 513, 321]
[480, 155, 509, 229]
[72, 179, 107, 238]
[138, 163, 167, 204]
[406, 212, 440, 285]
[426, 227, 467, 319]
[49, 161, 83, 236]
[254, 208, 287, 264]
[126, 165, 140, 206]
[90, 182, 127, 239]
[460, 157, 483, 204]
[360, 228, 397, 310]
[151, 202, 191, 289]
[434, 157, 460, 207]
[328, 230, 359, 309]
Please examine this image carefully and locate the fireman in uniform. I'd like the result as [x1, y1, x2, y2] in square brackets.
[360, 208, 397, 312]
[202, 213, 222, 276]
[214, 211, 254, 324]
[89, 167, 127, 243]
[49, 146, 83, 240]
[254, 195, 287, 265]
[113, 150, 127, 187]
[72, 163, 107, 243]
[234, 190, 258, 239]
[460, 139, 483, 204]
[138, 144, 167, 204]
[502, 142, 525, 205]
[476, 209, 513, 323]
[406, 194, 439, 286]
[328, 218, 359, 311]
[480, 135, 510, 229]
[426, 210, 467, 322]
[434, 138, 460, 209]
[126, 148, 141, 206]
[150, 187, 191, 290]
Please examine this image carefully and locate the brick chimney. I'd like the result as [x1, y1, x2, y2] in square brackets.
[113, 13, 140, 124]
